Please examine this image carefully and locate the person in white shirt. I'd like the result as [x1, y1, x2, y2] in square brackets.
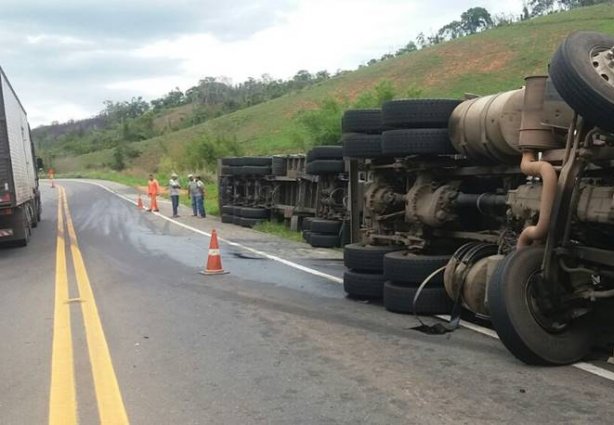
[169, 173, 181, 217]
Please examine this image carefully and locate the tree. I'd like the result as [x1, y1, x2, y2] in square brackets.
[315, 70, 330, 81]
[438, 20, 465, 40]
[460, 7, 493, 34]
[416, 32, 427, 49]
[528, 0, 556, 16]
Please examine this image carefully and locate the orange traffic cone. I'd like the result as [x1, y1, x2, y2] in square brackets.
[137, 195, 144, 209]
[200, 229, 228, 275]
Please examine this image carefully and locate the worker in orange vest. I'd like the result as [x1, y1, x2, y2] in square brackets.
[147, 174, 160, 212]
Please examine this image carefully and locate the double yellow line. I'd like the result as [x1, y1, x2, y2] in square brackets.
[49, 186, 129, 425]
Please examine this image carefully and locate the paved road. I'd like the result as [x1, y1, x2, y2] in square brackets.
[1, 180, 614, 425]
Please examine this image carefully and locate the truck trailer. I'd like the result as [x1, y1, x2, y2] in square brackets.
[0, 67, 40, 247]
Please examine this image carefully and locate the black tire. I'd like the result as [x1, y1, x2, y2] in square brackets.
[550, 31, 614, 132]
[221, 157, 242, 166]
[235, 156, 272, 167]
[341, 133, 384, 158]
[309, 233, 339, 248]
[234, 166, 271, 176]
[14, 208, 31, 247]
[272, 157, 287, 176]
[343, 243, 402, 272]
[221, 214, 234, 223]
[306, 160, 345, 175]
[232, 215, 242, 225]
[383, 252, 450, 285]
[341, 109, 383, 134]
[383, 281, 453, 314]
[240, 217, 264, 228]
[343, 270, 386, 299]
[224, 166, 241, 175]
[232, 206, 243, 216]
[382, 99, 461, 129]
[310, 219, 341, 234]
[306, 146, 343, 162]
[31, 202, 38, 228]
[221, 205, 234, 215]
[488, 246, 595, 365]
[381, 129, 456, 156]
[302, 230, 311, 243]
[302, 217, 314, 231]
[240, 207, 270, 219]
[220, 166, 233, 175]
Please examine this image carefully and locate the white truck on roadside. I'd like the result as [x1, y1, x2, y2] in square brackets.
[0, 67, 41, 246]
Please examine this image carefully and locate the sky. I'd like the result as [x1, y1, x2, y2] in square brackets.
[0, 0, 525, 127]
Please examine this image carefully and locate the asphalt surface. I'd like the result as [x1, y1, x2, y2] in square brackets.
[1, 179, 614, 425]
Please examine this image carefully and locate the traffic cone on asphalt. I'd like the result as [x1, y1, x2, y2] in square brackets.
[200, 229, 228, 275]
[137, 195, 144, 209]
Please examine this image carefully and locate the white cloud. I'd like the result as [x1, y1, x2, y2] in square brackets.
[5, 0, 527, 126]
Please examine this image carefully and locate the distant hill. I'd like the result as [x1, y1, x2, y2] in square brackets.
[45, 4, 614, 175]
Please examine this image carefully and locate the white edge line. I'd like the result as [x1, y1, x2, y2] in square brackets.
[60, 179, 614, 383]
[573, 362, 614, 381]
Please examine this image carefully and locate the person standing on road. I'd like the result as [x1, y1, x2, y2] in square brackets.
[147, 174, 160, 212]
[196, 175, 206, 218]
[187, 174, 200, 217]
[169, 173, 181, 218]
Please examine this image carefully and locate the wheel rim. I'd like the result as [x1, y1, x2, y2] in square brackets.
[590, 46, 614, 87]
[524, 271, 569, 334]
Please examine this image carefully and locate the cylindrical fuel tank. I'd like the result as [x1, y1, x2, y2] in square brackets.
[449, 89, 524, 164]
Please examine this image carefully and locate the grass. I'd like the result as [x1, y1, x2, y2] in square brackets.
[253, 220, 305, 243]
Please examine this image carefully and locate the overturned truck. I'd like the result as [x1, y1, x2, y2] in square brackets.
[343, 31, 614, 365]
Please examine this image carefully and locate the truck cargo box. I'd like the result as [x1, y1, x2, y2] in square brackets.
[0, 67, 36, 209]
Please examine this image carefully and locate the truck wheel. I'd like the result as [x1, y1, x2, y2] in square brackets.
[301, 217, 314, 231]
[240, 207, 270, 219]
[234, 157, 272, 167]
[341, 109, 383, 134]
[382, 99, 461, 129]
[32, 206, 39, 228]
[309, 233, 339, 248]
[343, 243, 401, 272]
[306, 146, 343, 162]
[341, 133, 384, 158]
[305, 160, 345, 175]
[234, 166, 271, 176]
[221, 157, 242, 166]
[550, 31, 614, 132]
[221, 214, 234, 223]
[488, 246, 594, 365]
[15, 209, 31, 247]
[383, 251, 449, 285]
[383, 281, 453, 314]
[343, 270, 386, 299]
[310, 219, 341, 234]
[221, 205, 234, 215]
[381, 129, 456, 156]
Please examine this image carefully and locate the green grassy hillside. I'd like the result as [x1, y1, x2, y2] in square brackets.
[56, 4, 614, 176]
